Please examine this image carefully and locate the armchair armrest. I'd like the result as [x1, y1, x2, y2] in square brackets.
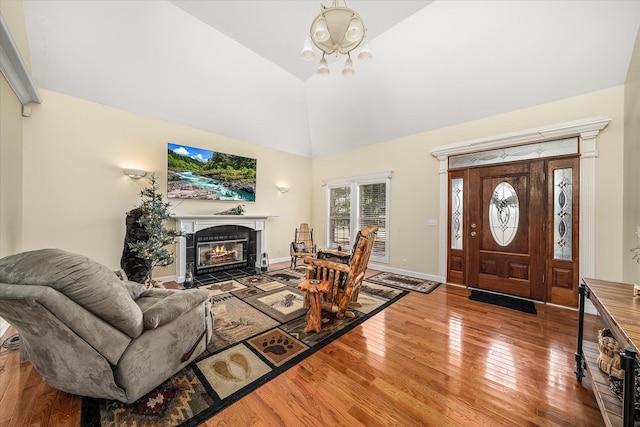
[303, 257, 351, 273]
[137, 288, 209, 330]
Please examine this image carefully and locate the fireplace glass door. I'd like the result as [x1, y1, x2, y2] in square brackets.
[197, 239, 247, 272]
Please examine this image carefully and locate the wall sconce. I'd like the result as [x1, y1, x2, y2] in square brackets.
[122, 168, 147, 179]
[277, 186, 290, 193]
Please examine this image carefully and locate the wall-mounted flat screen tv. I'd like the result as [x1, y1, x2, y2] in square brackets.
[167, 143, 256, 201]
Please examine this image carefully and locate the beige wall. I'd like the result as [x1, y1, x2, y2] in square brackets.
[311, 86, 626, 282]
[2, 0, 636, 285]
[623, 27, 640, 284]
[21, 89, 311, 272]
[0, 74, 23, 257]
[0, 0, 30, 257]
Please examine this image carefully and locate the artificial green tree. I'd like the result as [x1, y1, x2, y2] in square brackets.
[128, 174, 180, 286]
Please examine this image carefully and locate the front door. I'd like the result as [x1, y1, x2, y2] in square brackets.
[468, 162, 546, 299]
[448, 156, 581, 306]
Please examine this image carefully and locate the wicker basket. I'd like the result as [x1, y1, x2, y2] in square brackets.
[598, 328, 624, 379]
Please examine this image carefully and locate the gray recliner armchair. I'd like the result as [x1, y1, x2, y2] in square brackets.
[0, 248, 213, 403]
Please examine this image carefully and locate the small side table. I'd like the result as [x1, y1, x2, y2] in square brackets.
[297, 279, 331, 333]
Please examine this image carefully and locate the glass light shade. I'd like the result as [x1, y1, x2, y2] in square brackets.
[312, 17, 330, 43]
[303, 4, 370, 70]
[317, 56, 330, 75]
[301, 37, 315, 61]
[342, 56, 355, 76]
[122, 168, 147, 179]
[357, 38, 372, 60]
[345, 18, 363, 42]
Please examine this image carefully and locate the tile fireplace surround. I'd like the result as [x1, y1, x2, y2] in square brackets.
[170, 214, 270, 283]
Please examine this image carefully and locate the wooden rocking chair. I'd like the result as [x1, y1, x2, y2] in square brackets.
[298, 225, 378, 332]
[290, 223, 316, 268]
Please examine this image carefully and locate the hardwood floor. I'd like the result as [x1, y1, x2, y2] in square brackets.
[0, 266, 604, 426]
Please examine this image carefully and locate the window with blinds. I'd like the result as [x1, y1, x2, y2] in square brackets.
[325, 172, 390, 263]
[328, 186, 351, 250]
[358, 183, 386, 258]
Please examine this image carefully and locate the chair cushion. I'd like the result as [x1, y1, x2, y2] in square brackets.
[292, 242, 308, 253]
[0, 248, 144, 338]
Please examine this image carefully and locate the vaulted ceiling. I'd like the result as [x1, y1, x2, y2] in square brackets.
[21, 1, 640, 158]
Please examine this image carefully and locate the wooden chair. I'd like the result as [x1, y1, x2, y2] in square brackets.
[290, 223, 316, 268]
[298, 225, 378, 331]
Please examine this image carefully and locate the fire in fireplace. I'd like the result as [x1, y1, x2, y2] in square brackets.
[197, 239, 247, 271]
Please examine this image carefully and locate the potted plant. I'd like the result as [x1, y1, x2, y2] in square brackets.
[124, 174, 181, 287]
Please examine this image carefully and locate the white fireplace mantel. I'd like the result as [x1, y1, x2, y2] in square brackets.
[170, 214, 272, 234]
[170, 214, 275, 282]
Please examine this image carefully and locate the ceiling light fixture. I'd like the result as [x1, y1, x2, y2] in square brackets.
[301, 1, 372, 76]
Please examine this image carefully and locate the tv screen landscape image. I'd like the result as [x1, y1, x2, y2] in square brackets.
[167, 143, 256, 201]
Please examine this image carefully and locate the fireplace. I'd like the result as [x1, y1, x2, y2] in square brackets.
[171, 214, 269, 282]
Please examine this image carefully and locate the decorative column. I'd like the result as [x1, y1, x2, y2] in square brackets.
[579, 130, 600, 280]
[437, 155, 449, 283]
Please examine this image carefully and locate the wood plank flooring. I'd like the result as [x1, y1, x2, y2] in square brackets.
[0, 267, 605, 426]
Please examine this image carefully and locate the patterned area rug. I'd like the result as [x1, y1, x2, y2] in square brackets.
[366, 272, 442, 294]
[80, 267, 406, 427]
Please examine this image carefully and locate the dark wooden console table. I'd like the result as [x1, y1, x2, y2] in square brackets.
[575, 278, 640, 427]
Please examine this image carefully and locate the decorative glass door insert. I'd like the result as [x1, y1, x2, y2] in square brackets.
[451, 178, 463, 250]
[488, 182, 519, 247]
[553, 168, 573, 260]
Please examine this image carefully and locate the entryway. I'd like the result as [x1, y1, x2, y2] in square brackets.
[432, 118, 610, 308]
[448, 156, 580, 306]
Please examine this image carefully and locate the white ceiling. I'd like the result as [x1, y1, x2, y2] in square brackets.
[21, 1, 640, 158]
[168, 1, 433, 81]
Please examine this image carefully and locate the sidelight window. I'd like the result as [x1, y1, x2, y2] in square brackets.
[553, 168, 573, 260]
[451, 178, 463, 250]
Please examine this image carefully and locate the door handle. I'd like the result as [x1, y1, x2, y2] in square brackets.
[470, 231, 477, 237]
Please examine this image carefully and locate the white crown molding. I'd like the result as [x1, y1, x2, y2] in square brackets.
[431, 116, 611, 158]
[0, 13, 41, 105]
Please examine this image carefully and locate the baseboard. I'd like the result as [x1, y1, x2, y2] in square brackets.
[158, 256, 295, 284]
[156, 275, 178, 283]
[368, 263, 445, 284]
[159, 261, 590, 314]
[268, 256, 290, 265]
[158, 259, 444, 285]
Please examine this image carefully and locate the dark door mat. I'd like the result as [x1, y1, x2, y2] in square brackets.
[469, 289, 537, 314]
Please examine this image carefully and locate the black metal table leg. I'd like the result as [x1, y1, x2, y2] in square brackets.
[621, 347, 637, 427]
[575, 281, 589, 381]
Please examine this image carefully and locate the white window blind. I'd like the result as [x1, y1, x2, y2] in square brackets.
[358, 182, 386, 258]
[328, 186, 351, 250]
[324, 172, 391, 263]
